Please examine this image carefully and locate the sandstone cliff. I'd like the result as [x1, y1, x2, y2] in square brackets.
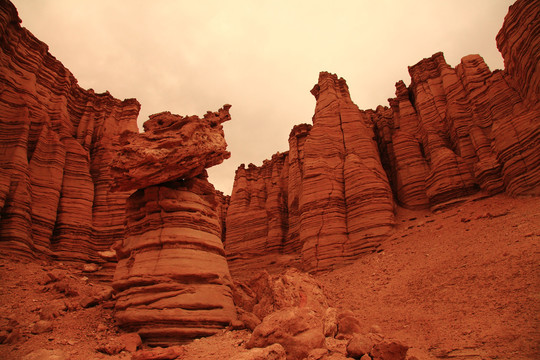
[225, 0, 539, 275]
[226, 73, 395, 274]
[110, 107, 236, 345]
[0, 1, 139, 262]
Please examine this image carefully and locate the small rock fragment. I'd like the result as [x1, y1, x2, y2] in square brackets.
[371, 340, 409, 360]
[336, 310, 362, 339]
[347, 334, 373, 358]
[236, 343, 287, 360]
[40, 300, 66, 320]
[307, 347, 328, 359]
[131, 345, 185, 360]
[239, 311, 261, 331]
[31, 320, 53, 334]
[82, 263, 100, 273]
[323, 307, 338, 337]
[22, 349, 65, 360]
[118, 332, 142, 353]
[97, 250, 117, 261]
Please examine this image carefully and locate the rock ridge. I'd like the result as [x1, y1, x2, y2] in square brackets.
[226, 72, 394, 274]
[0, 0, 140, 262]
[225, 0, 539, 276]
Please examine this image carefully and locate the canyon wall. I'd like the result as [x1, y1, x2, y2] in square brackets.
[0, 1, 139, 262]
[226, 73, 395, 274]
[225, 0, 539, 274]
[111, 108, 237, 345]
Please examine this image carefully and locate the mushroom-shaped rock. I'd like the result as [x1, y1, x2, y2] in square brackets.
[111, 105, 231, 192]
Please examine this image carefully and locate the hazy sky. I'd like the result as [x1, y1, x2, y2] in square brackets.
[11, 0, 515, 194]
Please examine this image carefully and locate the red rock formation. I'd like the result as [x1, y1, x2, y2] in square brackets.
[110, 108, 236, 345]
[226, 0, 539, 275]
[111, 106, 231, 192]
[226, 73, 395, 274]
[371, 44, 539, 209]
[496, 0, 539, 109]
[225, 153, 292, 274]
[0, 0, 139, 261]
[113, 176, 236, 345]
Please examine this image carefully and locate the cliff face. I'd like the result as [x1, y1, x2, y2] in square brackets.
[225, 0, 539, 274]
[371, 46, 539, 210]
[0, 1, 139, 262]
[226, 73, 395, 274]
[496, 0, 539, 109]
[377, 0, 539, 203]
[111, 107, 236, 345]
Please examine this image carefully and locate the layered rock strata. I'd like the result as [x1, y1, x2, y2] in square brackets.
[111, 107, 236, 345]
[0, 0, 139, 261]
[370, 41, 539, 208]
[226, 0, 539, 275]
[226, 73, 395, 274]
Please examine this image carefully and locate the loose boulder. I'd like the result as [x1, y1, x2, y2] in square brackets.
[247, 307, 325, 360]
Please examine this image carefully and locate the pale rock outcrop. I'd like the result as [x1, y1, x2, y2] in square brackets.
[246, 307, 325, 360]
[232, 268, 329, 321]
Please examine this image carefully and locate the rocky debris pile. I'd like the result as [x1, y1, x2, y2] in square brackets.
[232, 268, 414, 360]
[0, 258, 139, 359]
[1, 264, 115, 344]
[110, 105, 237, 346]
[96, 332, 142, 355]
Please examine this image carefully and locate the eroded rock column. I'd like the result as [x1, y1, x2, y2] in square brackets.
[111, 106, 236, 345]
[114, 176, 235, 345]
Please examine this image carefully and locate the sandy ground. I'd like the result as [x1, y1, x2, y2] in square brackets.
[0, 193, 538, 359]
[318, 193, 540, 359]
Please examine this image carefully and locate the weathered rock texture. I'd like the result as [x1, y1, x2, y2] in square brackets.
[226, 73, 394, 274]
[111, 108, 236, 345]
[0, 0, 139, 261]
[371, 44, 539, 209]
[111, 106, 231, 192]
[225, 0, 539, 275]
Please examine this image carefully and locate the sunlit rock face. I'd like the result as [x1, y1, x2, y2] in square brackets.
[110, 107, 236, 345]
[0, 0, 139, 261]
[226, 73, 395, 274]
[225, 0, 539, 276]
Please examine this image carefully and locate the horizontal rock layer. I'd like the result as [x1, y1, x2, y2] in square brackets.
[0, 1, 138, 262]
[113, 176, 236, 345]
[225, 0, 539, 276]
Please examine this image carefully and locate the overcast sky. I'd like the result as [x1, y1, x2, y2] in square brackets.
[11, 0, 514, 194]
